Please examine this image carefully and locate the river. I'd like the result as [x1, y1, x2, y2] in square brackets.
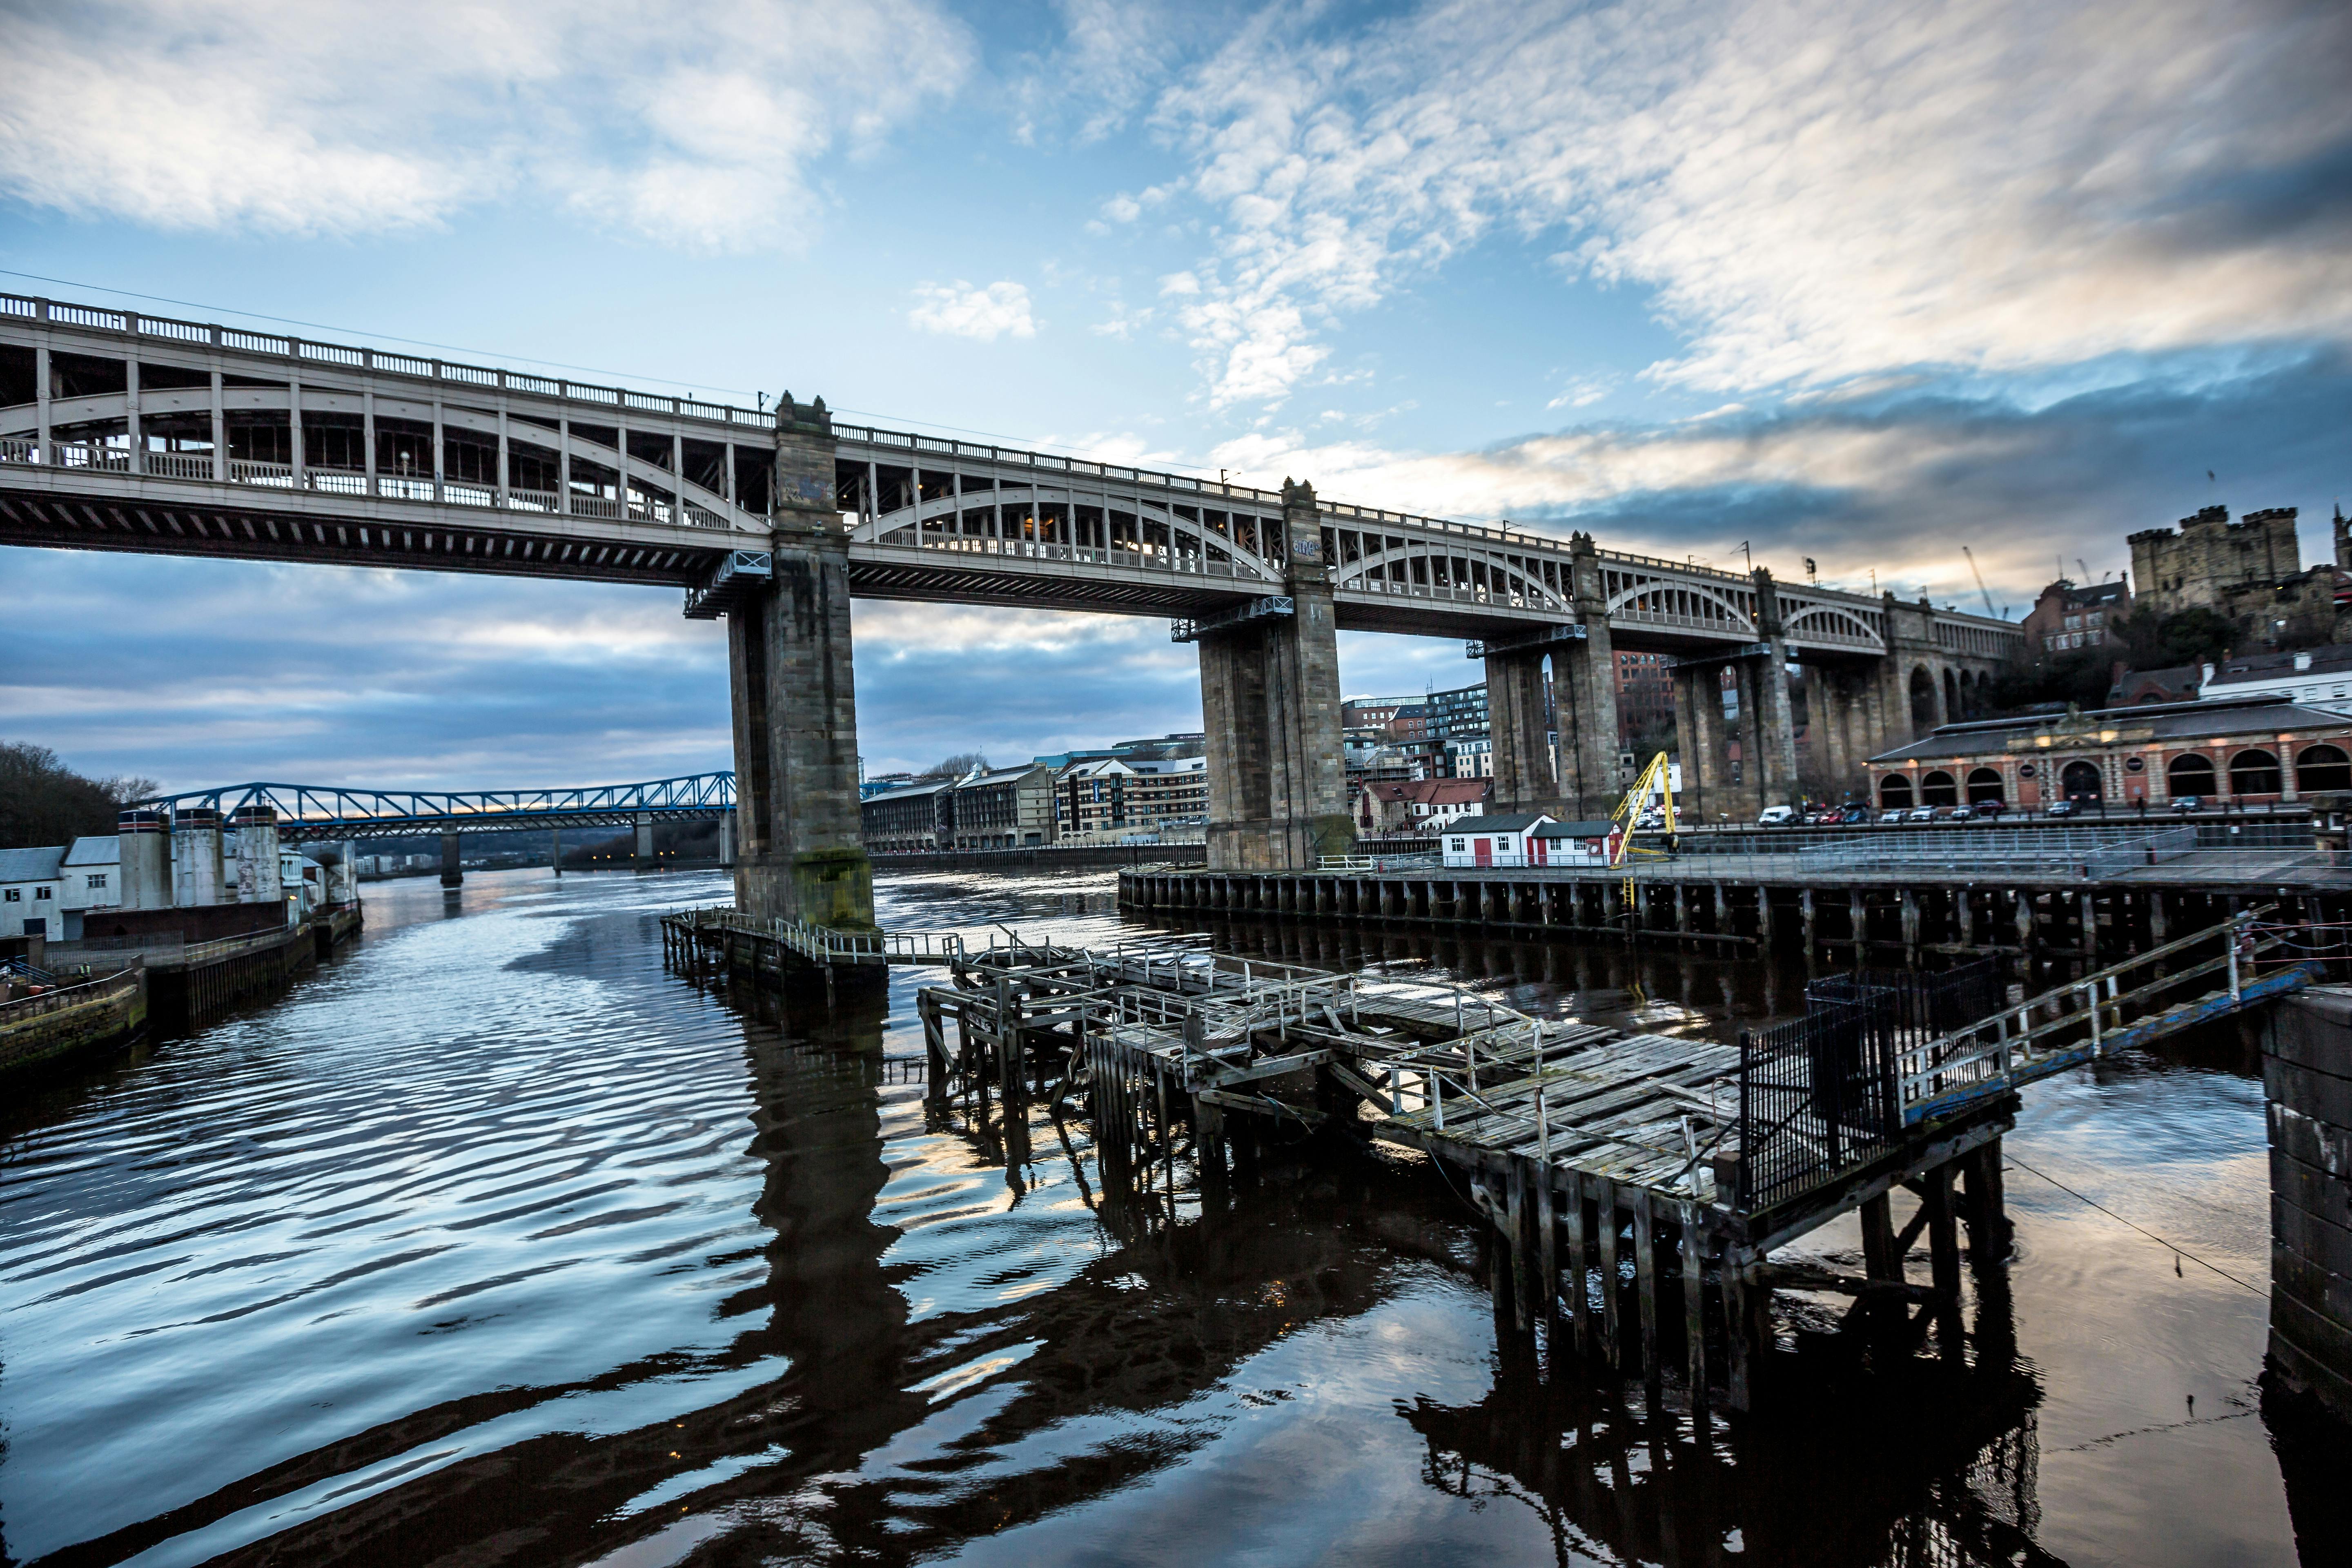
[0, 866, 2341, 1566]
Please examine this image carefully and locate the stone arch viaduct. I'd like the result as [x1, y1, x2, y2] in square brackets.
[0, 292, 2018, 925]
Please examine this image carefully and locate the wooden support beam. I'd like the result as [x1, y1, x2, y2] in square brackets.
[1924, 1160, 1964, 1357]
[1633, 1189, 1661, 1398]
[1536, 1160, 1559, 1345]
[1860, 1192, 1901, 1281]
[1596, 1176, 1621, 1370]
[1681, 1202, 1708, 1409]
[1563, 1169, 1590, 1359]
[1506, 1163, 1533, 1335]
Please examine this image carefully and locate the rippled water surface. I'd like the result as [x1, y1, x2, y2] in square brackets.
[0, 867, 2342, 1565]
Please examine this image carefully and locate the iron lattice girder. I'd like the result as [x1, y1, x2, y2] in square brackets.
[1664, 642, 1777, 669]
[1463, 622, 1590, 659]
[1170, 596, 1295, 642]
[129, 774, 736, 842]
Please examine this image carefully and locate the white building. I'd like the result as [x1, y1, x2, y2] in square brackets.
[1439, 815, 1621, 869]
[0, 846, 66, 940]
[2200, 646, 2352, 717]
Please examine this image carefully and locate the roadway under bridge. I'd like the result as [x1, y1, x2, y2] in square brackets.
[0, 292, 2022, 925]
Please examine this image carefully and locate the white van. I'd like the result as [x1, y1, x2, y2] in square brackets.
[1756, 805, 1797, 826]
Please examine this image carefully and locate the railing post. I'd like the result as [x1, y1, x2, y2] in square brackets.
[2227, 926, 2241, 1001]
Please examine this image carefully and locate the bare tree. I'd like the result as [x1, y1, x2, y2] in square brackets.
[919, 751, 991, 780]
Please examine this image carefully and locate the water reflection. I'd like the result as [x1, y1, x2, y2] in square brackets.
[0, 869, 2327, 1566]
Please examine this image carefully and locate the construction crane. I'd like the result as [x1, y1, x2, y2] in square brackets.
[1609, 751, 1680, 906]
[1961, 545, 2000, 619]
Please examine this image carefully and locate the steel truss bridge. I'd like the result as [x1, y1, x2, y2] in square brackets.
[0, 292, 2020, 661]
[133, 774, 735, 843]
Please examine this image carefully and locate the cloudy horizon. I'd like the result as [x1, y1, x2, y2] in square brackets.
[4, 0, 2348, 791]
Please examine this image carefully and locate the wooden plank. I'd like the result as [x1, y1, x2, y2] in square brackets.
[1562, 1167, 1590, 1360]
[1633, 1189, 1660, 1395]
[1682, 1200, 1708, 1410]
[1597, 1175, 1621, 1370]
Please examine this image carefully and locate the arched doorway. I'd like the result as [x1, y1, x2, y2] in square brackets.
[1967, 766, 2005, 803]
[2230, 748, 2282, 796]
[2298, 744, 2352, 793]
[1909, 666, 1939, 733]
[2168, 753, 2216, 796]
[1879, 774, 1914, 808]
[2060, 760, 2104, 802]
[1921, 770, 1959, 806]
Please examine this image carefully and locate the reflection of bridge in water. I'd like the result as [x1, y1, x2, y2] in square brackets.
[78, 960, 2074, 1567]
[2, 289, 2021, 928]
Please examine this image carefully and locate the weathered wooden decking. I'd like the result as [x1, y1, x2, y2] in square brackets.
[667, 900, 2312, 1411]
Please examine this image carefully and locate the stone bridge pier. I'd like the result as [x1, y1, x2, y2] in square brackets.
[1198, 480, 1354, 871]
[726, 397, 875, 929]
[1485, 532, 1623, 822]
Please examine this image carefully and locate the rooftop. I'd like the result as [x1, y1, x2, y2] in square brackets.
[1869, 693, 2352, 764]
[0, 846, 66, 883]
[2207, 644, 2352, 686]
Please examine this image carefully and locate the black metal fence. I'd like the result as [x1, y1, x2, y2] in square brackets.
[1737, 958, 2004, 1213]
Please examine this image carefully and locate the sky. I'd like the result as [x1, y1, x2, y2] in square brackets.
[2, 0, 2348, 791]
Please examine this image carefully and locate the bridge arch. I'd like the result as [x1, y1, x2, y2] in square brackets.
[1603, 578, 1757, 636]
[1331, 538, 1569, 612]
[857, 486, 1286, 587]
[1780, 604, 1884, 649]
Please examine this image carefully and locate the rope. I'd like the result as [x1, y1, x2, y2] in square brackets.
[2003, 1153, 2263, 1295]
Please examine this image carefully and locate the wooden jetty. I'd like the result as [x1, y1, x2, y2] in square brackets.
[888, 909, 2312, 1411]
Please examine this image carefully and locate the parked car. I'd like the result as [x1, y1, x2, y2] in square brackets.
[1973, 799, 2006, 819]
[1906, 805, 1938, 823]
[1841, 806, 1873, 824]
[1878, 807, 1908, 824]
[1757, 805, 1797, 826]
[2045, 799, 2078, 817]
[2171, 795, 2204, 814]
[1944, 804, 1974, 822]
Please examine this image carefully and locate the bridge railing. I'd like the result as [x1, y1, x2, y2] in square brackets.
[2, 292, 775, 434]
[1895, 909, 2300, 1123]
[4, 435, 758, 534]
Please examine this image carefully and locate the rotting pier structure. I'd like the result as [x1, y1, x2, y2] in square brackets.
[903, 911, 2312, 1411]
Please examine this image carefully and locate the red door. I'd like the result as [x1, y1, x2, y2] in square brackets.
[1473, 838, 1493, 866]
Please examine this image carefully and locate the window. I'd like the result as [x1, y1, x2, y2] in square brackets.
[2, 888, 16, 902]
[86, 873, 106, 889]
[2063, 614, 2081, 630]
[35, 886, 51, 900]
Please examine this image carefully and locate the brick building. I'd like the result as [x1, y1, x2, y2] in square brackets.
[1866, 693, 2352, 811]
[2021, 577, 2130, 657]
[1056, 754, 1208, 838]
[1614, 650, 1675, 744]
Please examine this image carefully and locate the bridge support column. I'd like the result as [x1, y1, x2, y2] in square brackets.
[440, 830, 461, 889]
[634, 813, 655, 873]
[1671, 662, 1727, 824]
[1741, 574, 1800, 809]
[728, 395, 875, 929]
[1201, 479, 1352, 871]
[1485, 645, 1558, 815]
[717, 812, 735, 867]
[1558, 533, 1623, 819]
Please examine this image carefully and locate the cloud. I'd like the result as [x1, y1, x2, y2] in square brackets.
[1213, 347, 2352, 608]
[0, 0, 973, 249]
[908, 280, 1038, 341]
[1145, 0, 2352, 405]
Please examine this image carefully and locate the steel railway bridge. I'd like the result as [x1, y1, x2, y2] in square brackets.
[1, 291, 2020, 924]
[127, 773, 739, 886]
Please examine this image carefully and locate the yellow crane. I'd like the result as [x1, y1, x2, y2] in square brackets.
[1609, 751, 1679, 907]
